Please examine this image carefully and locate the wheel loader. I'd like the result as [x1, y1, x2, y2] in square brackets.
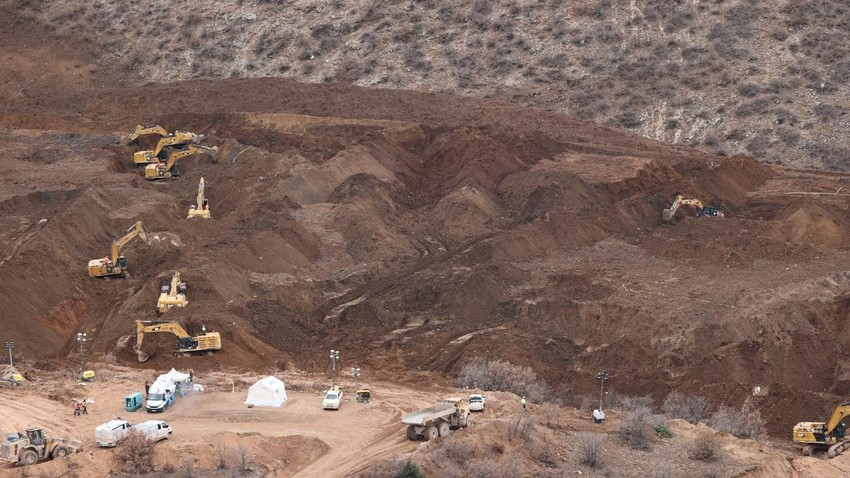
[662, 193, 724, 222]
[0, 427, 80, 466]
[794, 402, 850, 457]
[144, 144, 218, 180]
[87, 220, 148, 278]
[134, 319, 221, 362]
[156, 272, 188, 315]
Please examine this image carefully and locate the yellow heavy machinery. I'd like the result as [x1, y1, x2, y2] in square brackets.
[134, 319, 221, 362]
[144, 144, 218, 180]
[87, 221, 148, 278]
[794, 402, 850, 457]
[187, 177, 211, 219]
[662, 193, 725, 222]
[125, 124, 169, 145]
[125, 124, 207, 165]
[156, 272, 188, 315]
[0, 427, 80, 466]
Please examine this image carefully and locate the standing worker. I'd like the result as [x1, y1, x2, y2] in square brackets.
[73, 401, 80, 417]
[521, 396, 527, 411]
[145, 381, 150, 397]
[201, 324, 207, 334]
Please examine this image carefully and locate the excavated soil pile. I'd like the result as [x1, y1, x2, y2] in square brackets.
[4, 9, 850, 442]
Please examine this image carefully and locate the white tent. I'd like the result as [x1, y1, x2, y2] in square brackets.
[162, 368, 190, 383]
[245, 376, 287, 407]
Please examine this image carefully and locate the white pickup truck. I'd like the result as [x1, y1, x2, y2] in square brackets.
[322, 387, 343, 410]
[468, 394, 485, 412]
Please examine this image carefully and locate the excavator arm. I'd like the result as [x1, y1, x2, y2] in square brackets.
[126, 124, 169, 144]
[825, 402, 850, 434]
[187, 177, 211, 218]
[110, 221, 149, 263]
[662, 193, 724, 221]
[134, 319, 192, 362]
[144, 144, 218, 180]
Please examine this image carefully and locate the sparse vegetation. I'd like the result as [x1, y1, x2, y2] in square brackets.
[118, 430, 155, 474]
[456, 358, 550, 402]
[663, 391, 710, 425]
[708, 399, 766, 439]
[619, 410, 653, 451]
[577, 432, 604, 467]
[690, 432, 720, 461]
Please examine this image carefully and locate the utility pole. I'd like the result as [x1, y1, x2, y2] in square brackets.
[4, 341, 13, 369]
[76, 332, 87, 378]
[329, 349, 339, 388]
[597, 371, 609, 411]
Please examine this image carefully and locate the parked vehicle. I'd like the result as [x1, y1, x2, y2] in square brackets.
[96, 419, 131, 447]
[323, 386, 343, 410]
[145, 381, 175, 413]
[131, 420, 172, 442]
[469, 394, 485, 412]
[402, 398, 470, 441]
[0, 428, 80, 466]
[355, 389, 371, 403]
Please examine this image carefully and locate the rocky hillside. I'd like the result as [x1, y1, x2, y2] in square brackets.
[10, 0, 850, 170]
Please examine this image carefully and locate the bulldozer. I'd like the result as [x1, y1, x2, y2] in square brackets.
[144, 144, 218, 180]
[662, 193, 724, 222]
[794, 402, 850, 457]
[87, 221, 148, 278]
[156, 272, 188, 315]
[0, 427, 80, 466]
[134, 319, 221, 362]
[187, 177, 211, 219]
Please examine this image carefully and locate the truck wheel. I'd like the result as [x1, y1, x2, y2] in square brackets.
[52, 446, 69, 458]
[19, 449, 38, 466]
[406, 425, 419, 441]
[438, 421, 450, 437]
[423, 425, 439, 441]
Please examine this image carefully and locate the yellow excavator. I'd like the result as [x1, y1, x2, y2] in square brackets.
[187, 177, 211, 219]
[144, 144, 218, 180]
[156, 272, 188, 315]
[662, 193, 725, 222]
[794, 402, 850, 457]
[134, 319, 221, 362]
[125, 125, 207, 165]
[87, 221, 148, 278]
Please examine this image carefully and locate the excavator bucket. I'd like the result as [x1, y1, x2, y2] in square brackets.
[662, 208, 674, 222]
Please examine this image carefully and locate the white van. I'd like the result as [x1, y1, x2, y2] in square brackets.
[95, 419, 131, 447]
[131, 420, 172, 442]
[145, 380, 175, 413]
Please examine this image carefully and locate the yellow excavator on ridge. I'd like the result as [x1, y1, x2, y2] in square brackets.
[156, 272, 188, 315]
[144, 145, 218, 180]
[187, 177, 211, 219]
[134, 319, 221, 362]
[794, 402, 850, 457]
[87, 221, 148, 278]
[662, 193, 724, 222]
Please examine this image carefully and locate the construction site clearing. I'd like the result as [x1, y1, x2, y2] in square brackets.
[6, 29, 850, 477]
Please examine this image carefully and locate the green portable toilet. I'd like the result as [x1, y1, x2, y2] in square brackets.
[125, 392, 143, 412]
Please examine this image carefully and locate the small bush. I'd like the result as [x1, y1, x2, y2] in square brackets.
[467, 457, 519, 478]
[119, 430, 155, 474]
[508, 412, 534, 441]
[577, 432, 604, 467]
[234, 443, 254, 474]
[456, 359, 550, 402]
[399, 461, 425, 478]
[364, 458, 406, 478]
[708, 399, 765, 439]
[654, 424, 673, 438]
[662, 391, 710, 425]
[441, 434, 475, 461]
[690, 432, 719, 461]
[619, 411, 652, 450]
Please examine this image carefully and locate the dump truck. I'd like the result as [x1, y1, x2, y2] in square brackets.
[0, 427, 80, 466]
[402, 398, 470, 441]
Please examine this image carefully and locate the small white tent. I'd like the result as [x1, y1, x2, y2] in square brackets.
[245, 376, 287, 407]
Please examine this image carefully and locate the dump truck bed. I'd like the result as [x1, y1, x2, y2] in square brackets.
[401, 402, 456, 426]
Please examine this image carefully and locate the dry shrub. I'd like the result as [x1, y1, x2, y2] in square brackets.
[234, 443, 254, 474]
[537, 402, 562, 428]
[466, 457, 518, 478]
[662, 391, 710, 424]
[119, 430, 155, 474]
[456, 359, 550, 402]
[690, 432, 720, 461]
[215, 441, 228, 469]
[441, 434, 475, 461]
[362, 458, 406, 478]
[508, 412, 534, 441]
[577, 432, 604, 467]
[708, 399, 765, 439]
[530, 438, 557, 466]
[619, 410, 653, 450]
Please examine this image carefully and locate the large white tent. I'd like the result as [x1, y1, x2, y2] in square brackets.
[245, 376, 288, 407]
